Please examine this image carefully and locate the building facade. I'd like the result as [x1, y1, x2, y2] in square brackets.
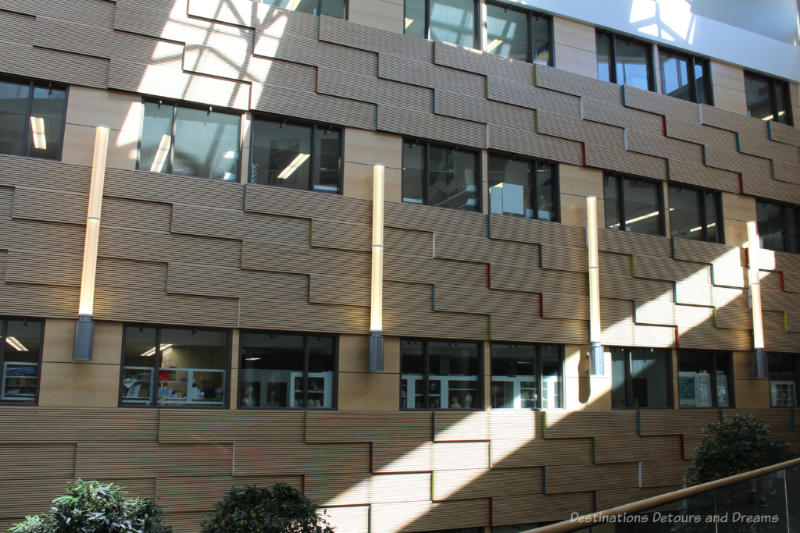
[0, 0, 799, 531]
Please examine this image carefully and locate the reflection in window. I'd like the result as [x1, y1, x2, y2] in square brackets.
[491, 343, 563, 409]
[485, 3, 552, 65]
[611, 347, 671, 409]
[402, 140, 480, 211]
[659, 48, 711, 104]
[596, 31, 654, 91]
[0, 318, 43, 403]
[768, 352, 799, 407]
[745, 71, 793, 125]
[0, 77, 66, 160]
[139, 101, 240, 181]
[678, 350, 732, 408]
[756, 199, 800, 253]
[239, 331, 335, 409]
[120, 325, 229, 407]
[260, 0, 347, 18]
[489, 154, 558, 221]
[251, 118, 342, 193]
[604, 173, 664, 236]
[668, 184, 722, 243]
[404, 0, 477, 48]
[401, 339, 481, 409]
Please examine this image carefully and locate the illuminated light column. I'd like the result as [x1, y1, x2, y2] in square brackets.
[368, 164, 385, 371]
[586, 196, 604, 375]
[747, 221, 768, 378]
[73, 126, 109, 361]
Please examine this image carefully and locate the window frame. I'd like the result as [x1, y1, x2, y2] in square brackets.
[237, 330, 339, 410]
[604, 171, 666, 236]
[404, 0, 480, 50]
[676, 350, 734, 409]
[489, 342, 564, 409]
[611, 346, 674, 410]
[768, 352, 800, 408]
[0, 75, 68, 161]
[744, 71, 793, 126]
[487, 151, 560, 222]
[400, 338, 484, 411]
[0, 317, 45, 406]
[667, 183, 724, 244]
[483, 1, 554, 66]
[756, 198, 800, 254]
[136, 98, 242, 181]
[658, 46, 713, 105]
[118, 324, 232, 409]
[596, 30, 655, 91]
[248, 114, 345, 194]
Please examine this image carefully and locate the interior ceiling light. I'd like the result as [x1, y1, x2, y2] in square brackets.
[29, 116, 46, 150]
[5, 336, 28, 352]
[485, 38, 504, 52]
[276, 153, 310, 180]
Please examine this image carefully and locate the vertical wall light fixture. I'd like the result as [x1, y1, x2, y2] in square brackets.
[747, 221, 768, 378]
[368, 164, 385, 370]
[73, 126, 109, 361]
[586, 196, 604, 375]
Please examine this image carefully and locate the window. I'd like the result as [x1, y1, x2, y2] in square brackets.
[659, 48, 711, 104]
[0, 77, 66, 160]
[677, 350, 732, 408]
[596, 30, 654, 91]
[0, 318, 43, 404]
[756, 199, 800, 253]
[490, 343, 563, 409]
[668, 184, 723, 243]
[138, 100, 240, 181]
[485, 2, 552, 65]
[745, 71, 793, 126]
[404, 0, 478, 49]
[260, 0, 347, 18]
[604, 172, 665, 235]
[250, 117, 342, 193]
[488, 153, 559, 221]
[768, 352, 799, 407]
[402, 139, 480, 211]
[239, 331, 336, 409]
[120, 325, 230, 408]
[611, 347, 672, 409]
[401, 338, 481, 409]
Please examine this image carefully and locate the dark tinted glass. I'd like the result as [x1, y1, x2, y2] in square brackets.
[27, 84, 66, 159]
[630, 348, 669, 408]
[615, 36, 651, 90]
[491, 343, 536, 409]
[402, 141, 425, 204]
[540, 345, 562, 408]
[252, 119, 312, 188]
[240, 332, 304, 408]
[611, 347, 627, 408]
[768, 352, 799, 407]
[313, 127, 341, 192]
[404, 0, 426, 38]
[429, 340, 479, 409]
[159, 328, 227, 406]
[489, 157, 531, 217]
[531, 14, 551, 66]
[429, 0, 475, 48]
[173, 106, 239, 181]
[140, 101, 173, 173]
[307, 335, 335, 408]
[774, 81, 791, 124]
[660, 51, 690, 100]
[669, 185, 703, 241]
[535, 162, 556, 221]
[694, 61, 709, 104]
[704, 191, 720, 243]
[262, 0, 317, 14]
[320, 0, 346, 18]
[486, 4, 528, 61]
[757, 200, 787, 252]
[622, 177, 661, 235]
[428, 144, 479, 211]
[121, 326, 157, 405]
[0, 79, 30, 156]
[1, 319, 43, 402]
[603, 174, 620, 230]
[596, 32, 612, 83]
[789, 207, 800, 253]
[745, 72, 773, 121]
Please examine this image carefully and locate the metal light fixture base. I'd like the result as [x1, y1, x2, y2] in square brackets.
[368, 331, 384, 371]
[73, 314, 94, 361]
[590, 342, 604, 376]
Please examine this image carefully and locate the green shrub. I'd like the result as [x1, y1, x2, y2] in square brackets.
[687, 414, 793, 485]
[201, 483, 335, 533]
[10, 479, 171, 533]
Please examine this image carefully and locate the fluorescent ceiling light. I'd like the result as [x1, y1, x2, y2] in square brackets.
[404, 17, 414, 29]
[5, 336, 28, 352]
[485, 39, 503, 52]
[140, 343, 173, 357]
[245, 357, 261, 361]
[150, 134, 171, 172]
[276, 153, 309, 180]
[625, 210, 660, 225]
[29, 116, 46, 150]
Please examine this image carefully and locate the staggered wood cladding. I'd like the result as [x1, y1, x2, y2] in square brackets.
[1, 0, 800, 531]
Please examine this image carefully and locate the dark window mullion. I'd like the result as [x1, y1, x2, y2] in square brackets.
[617, 175, 626, 231]
[0, 319, 7, 373]
[21, 81, 34, 156]
[169, 104, 177, 175]
[423, 340, 430, 409]
[302, 335, 310, 408]
[530, 161, 538, 220]
[708, 353, 718, 408]
[625, 351, 634, 408]
[697, 188, 708, 242]
[688, 56, 698, 103]
[423, 142, 430, 206]
[310, 125, 318, 192]
[609, 34, 617, 84]
[527, 11, 534, 64]
[425, 0, 431, 40]
[536, 346, 543, 410]
[473, 0, 480, 50]
[782, 205, 792, 253]
[154, 327, 163, 407]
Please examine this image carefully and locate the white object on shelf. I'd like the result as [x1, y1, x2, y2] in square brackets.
[2, 361, 38, 400]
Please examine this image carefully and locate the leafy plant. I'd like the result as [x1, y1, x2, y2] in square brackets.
[10, 479, 171, 533]
[201, 483, 335, 533]
[687, 414, 793, 485]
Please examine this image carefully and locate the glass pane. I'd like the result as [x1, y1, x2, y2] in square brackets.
[159, 328, 227, 406]
[27, 84, 65, 160]
[535, 162, 556, 221]
[307, 335, 334, 408]
[660, 51, 690, 100]
[173, 107, 239, 181]
[774, 80, 791, 125]
[630, 348, 669, 408]
[486, 5, 528, 61]
[622, 177, 661, 235]
[756, 200, 786, 252]
[252, 119, 312, 188]
[1, 319, 42, 401]
[694, 60, 709, 104]
[488, 156, 531, 217]
[402, 141, 424, 204]
[789, 207, 800, 253]
[313, 127, 341, 193]
[615, 36, 651, 90]
[611, 347, 627, 408]
[140, 101, 173, 173]
[121, 325, 157, 405]
[768, 352, 798, 407]
[714, 352, 731, 407]
[704, 191, 720, 243]
[261, 0, 316, 14]
[400, 339, 424, 408]
[668, 185, 703, 241]
[604, 174, 620, 229]
[320, 0, 346, 18]
[678, 351, 713, 408]
[240, 332, 304, 408]
[404, 0, 426, 38]
[429, 340, 479, 409]
[429, 0, 475, 48]
[428, 145, 479, 211]
[596, 32, 612, 83]
[490, 343, 536, 408]
[531, 14, 551, 66]
[0, 79, 29, 156]
[745, 72, 773, 121]
[541, 345, 562, 408]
